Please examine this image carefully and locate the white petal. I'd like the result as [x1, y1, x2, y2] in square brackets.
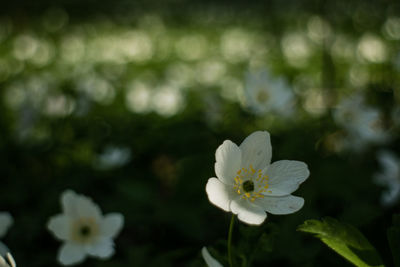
[230, 199, 266, 225]
[61, 190, 78, 216]
[86, 238, 114, 259]
[378, 150, 400, 177]
[201, 247, 223, 267]
[0, 255, 6, 266]
[0, 253, 15, 267]
[47, 214, 71, 241]
[239, 131, 272, 171]
[206, 178, 236, 212]
[381, 182, 400, 206]
[0, 213, 13, 238]
[58, 243, 86, 265]
[255, 195, 304, 214]
[6, 253, 16, 267]
[101, 213, 124, 239]
[61, 190, 102, 220]
[266, 160, 309, 195]
[215, 140, 241, 185]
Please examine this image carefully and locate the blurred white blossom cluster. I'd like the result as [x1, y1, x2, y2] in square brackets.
[330, 93, 399, 205]
[240, 67, 399, 209]
[333, 94, 390, 150]
[0, 9, 398, 145]
[374, 151, 400, 206]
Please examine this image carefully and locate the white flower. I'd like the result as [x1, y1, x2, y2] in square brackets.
[205, 131, 309, 225]
[334, 94, 389, 148]
[374, 151, 400, 206]
[201, 247, 223, 267]
[47, 190, 124, 265]
[0, 253, 16, 267]
[93, 145, 131, 170]
[243, 69, 295, 117]
[0, 213, 13, 256]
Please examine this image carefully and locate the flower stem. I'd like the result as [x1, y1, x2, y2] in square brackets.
[228, 214, 235, 267]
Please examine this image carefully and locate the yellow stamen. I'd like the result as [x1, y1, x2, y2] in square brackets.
[233, 165, 269, 201]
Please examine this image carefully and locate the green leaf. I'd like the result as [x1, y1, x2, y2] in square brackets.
[298, 217, 384, 267]
[387, 214, 400, 267]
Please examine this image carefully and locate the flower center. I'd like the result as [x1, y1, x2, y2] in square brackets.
[242, 180, 254, 192]
[234, 164, 271, 202]
[80, 225, 91, 237]
[257, 90, 269, 103]
[71, 217, 99, 244]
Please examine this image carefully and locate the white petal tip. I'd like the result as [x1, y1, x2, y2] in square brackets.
[205, 178, 232, 212]
[237, 215, 266, 225]
[201, 247, 223, 267]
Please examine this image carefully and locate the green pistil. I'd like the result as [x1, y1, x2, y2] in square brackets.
[243, 180, 254, 193]
[80, 225, 91, 237]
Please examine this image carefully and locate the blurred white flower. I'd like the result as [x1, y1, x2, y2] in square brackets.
[93, 146, 131, 170]
[0, 213, 13, 256]
[151, 85, 184, 117]
[334, 94, 389, 149]
[201, 247, 223, 267]
[243, 69, 295, 117]
[205, 131, 309, 225]
[47, 190, 124, 265]
[357, 34, 387, 63]
[374, 151, 400, 206]
[281, 32, 312, 67]
[0, 253, 16, 267]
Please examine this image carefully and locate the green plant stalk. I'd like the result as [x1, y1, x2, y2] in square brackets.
[228, 214, 235, 267]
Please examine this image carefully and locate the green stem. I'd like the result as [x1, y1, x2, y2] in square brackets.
[228, 214, 235, 267]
